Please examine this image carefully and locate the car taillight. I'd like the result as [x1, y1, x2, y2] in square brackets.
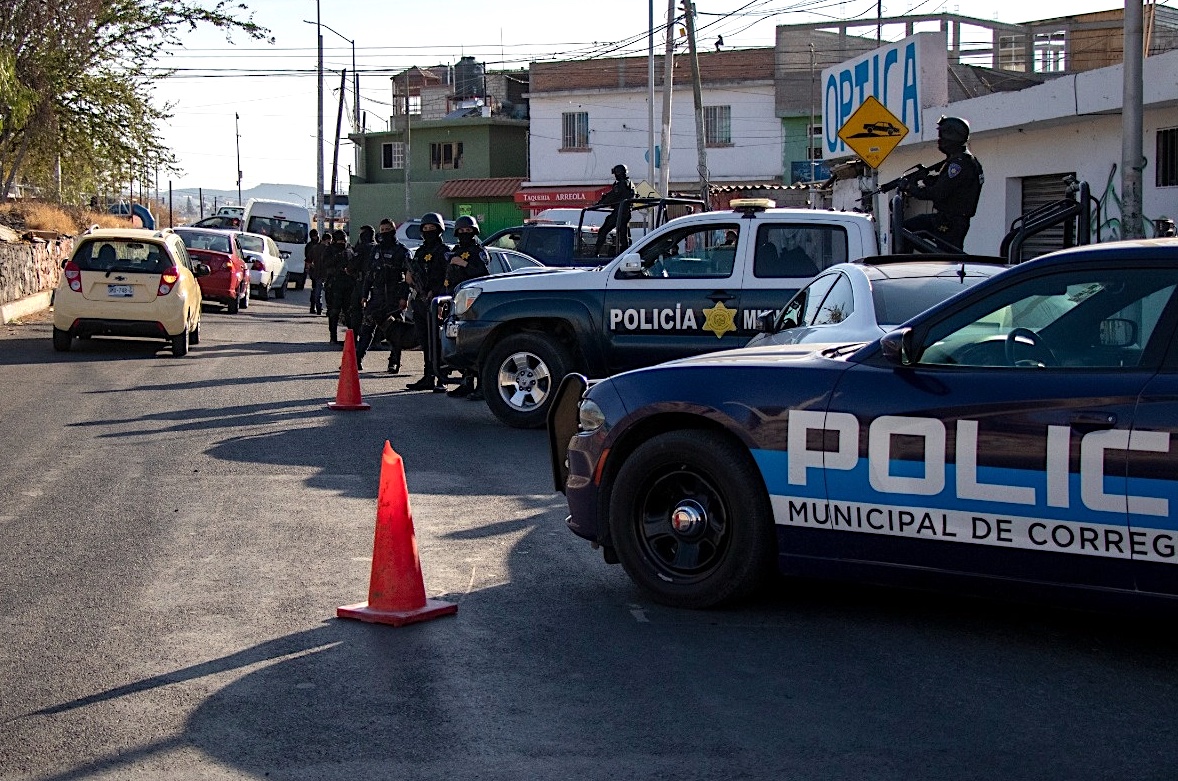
[64, 260, 82, 292]
[158, 266, 180, 295]
[251, 260, 265, 272]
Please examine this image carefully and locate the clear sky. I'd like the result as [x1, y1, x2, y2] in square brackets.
[152, 0, 1143, 192]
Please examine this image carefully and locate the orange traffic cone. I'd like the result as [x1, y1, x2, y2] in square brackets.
[337, 442, 458, 627]
[328, 328, 371, 411]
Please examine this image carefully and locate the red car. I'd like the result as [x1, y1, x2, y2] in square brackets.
[173, 228, 250, 313]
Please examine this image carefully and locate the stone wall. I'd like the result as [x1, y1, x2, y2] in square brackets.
[0, 237, 71, 306]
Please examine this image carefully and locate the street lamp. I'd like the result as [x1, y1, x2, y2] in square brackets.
[303, 19, 359, 132]
[288, 192, 308, 207]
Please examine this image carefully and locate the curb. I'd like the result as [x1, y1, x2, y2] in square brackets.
[0, 290, 53, 325]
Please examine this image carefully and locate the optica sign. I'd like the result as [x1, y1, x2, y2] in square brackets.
[821, 32, 948, 159]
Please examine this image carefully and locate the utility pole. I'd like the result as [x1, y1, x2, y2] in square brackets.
[659, 0, 676, 197]
[682, 0, 709, 205]
[315, 0, 325, 235]
[330, 69, 346, 233]
[648, 0, 656, 195]
[235, 112, 243, 205]
[1122, 0, 1145, 238]
[404, 70, 412, 220]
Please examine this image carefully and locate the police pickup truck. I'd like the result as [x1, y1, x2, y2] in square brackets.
[438, 200, 879, 428]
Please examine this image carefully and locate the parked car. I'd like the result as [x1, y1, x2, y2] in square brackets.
[397, 218, 457, 251]
[237, 232, 288, 300]
[172, 227, 250, 313]
[52, 228, 208, 356]
[746, 256, 1005, 348]
[550, 238, 1178, 609]
[243, 199, 310, 289]
[191, 215, 242, 230]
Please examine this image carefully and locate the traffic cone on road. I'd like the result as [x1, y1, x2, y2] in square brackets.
[328, 329, 371, 411]
[337, 442, 458, 627]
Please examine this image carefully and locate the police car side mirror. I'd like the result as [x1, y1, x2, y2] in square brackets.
[880, 328, 916, 366]
[617, 252, 644, 277]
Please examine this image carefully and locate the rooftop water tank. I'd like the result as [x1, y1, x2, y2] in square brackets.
[454, 56, 484, 100]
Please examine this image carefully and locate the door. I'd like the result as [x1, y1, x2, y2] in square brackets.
[602, 219, 743, 372]
[812, 263, 1178, 591]
[739, 221, 853, 338]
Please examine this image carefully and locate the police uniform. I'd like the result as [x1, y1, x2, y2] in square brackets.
[593, 164, 637, 256]
[355, 233, 410, 372]
[322, 238, 355, 343]
[405, 233, 451, 390]
[903, 116, 984, 252]
[444, 227, 491, 398]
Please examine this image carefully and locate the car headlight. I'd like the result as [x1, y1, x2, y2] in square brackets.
[451, 286, 482, 316]
[578, 399, 606, 432]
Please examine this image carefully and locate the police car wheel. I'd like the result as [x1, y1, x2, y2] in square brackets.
[609, 429, 775, 609]
[482, 334, 572, 429]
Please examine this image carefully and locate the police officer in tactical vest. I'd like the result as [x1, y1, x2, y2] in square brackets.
[443, 215, 491, 400]
[593, 164, 637, 257]
[322, 229, 355, 344]
[405, 213, 452, 392]
[355, 219, 410, 373]
[902, 115, 984, 252]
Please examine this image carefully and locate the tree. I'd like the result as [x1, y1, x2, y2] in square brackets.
[0, 1, 271, 202]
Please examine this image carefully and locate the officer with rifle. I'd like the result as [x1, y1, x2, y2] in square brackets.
[867, 116, 983, 252]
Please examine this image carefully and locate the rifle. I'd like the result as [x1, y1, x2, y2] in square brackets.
[860, 161, 944, 204]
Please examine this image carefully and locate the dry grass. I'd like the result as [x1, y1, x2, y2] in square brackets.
[0, 201, 147, 235]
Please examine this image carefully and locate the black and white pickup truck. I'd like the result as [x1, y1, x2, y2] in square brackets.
[436, 200, 880, 428]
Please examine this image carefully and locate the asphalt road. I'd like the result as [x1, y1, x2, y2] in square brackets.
[3, 290, 1178, 780]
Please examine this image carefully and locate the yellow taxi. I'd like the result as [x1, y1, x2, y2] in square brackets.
[52, 228, 210, 356]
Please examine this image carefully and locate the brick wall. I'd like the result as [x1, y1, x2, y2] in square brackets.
[530, 49, 775, 93]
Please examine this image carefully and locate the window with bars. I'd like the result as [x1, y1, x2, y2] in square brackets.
[1158, 127, 1178, 187]
[705, 105, 732, 146]
[561, 111, 590, 150]
[381, 142, 405, 170]
[429, 142, 463, 170]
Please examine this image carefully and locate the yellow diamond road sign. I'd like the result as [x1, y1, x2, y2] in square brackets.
[837, 96, 909, 169]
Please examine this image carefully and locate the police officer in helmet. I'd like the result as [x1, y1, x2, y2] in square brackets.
[406, 212, 452, 392]
[902, 116, 984, 252]
[355, 218, 410, 373]
[592, 163, 637, 257]
[443, 215, 490, 400]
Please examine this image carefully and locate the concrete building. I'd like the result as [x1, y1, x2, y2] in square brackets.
[522, 49, 783, 213]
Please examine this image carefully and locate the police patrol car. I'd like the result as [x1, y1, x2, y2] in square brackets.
[549, 239, 1178, 609]
[438, 200, 878, 428]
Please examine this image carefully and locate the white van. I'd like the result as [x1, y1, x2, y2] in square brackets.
[242, 199, 312, 289]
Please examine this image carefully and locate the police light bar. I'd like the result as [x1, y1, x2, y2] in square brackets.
[730, 198, 775, 213]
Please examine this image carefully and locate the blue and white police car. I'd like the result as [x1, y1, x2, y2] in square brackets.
[549, 239, 1178, 608]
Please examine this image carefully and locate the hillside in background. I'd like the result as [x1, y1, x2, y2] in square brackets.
[171, 183, 320, 208]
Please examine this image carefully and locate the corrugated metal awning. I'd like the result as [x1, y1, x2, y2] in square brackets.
[436, 177, 527, 199]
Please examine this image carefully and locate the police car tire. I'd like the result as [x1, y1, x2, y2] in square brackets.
[482, 333, 572, 429]
[609, 429, 775, 609]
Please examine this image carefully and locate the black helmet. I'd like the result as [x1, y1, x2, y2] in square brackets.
[611, 164, 628, 178]
[420, 212, 445, 230]
[937, 116, 970, 144]
[454, 215, 480, 235]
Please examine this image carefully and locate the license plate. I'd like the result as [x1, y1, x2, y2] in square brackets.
[107, 285, 133, 297]
[445, 322, 459, 338]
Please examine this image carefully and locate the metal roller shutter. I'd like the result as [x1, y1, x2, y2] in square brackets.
[1019, 173, 1075, 261]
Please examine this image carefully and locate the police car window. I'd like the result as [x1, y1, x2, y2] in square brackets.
[919, 268, 1178, 369]
[754, 224, 848, 278]
[638, 224, 739, 279]
[811, 272, 854, 326]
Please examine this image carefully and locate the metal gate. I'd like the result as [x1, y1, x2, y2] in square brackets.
[1018, 173, 1074, 261]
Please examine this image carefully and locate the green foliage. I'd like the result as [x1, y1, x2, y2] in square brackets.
[0, 1, 271, 202]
